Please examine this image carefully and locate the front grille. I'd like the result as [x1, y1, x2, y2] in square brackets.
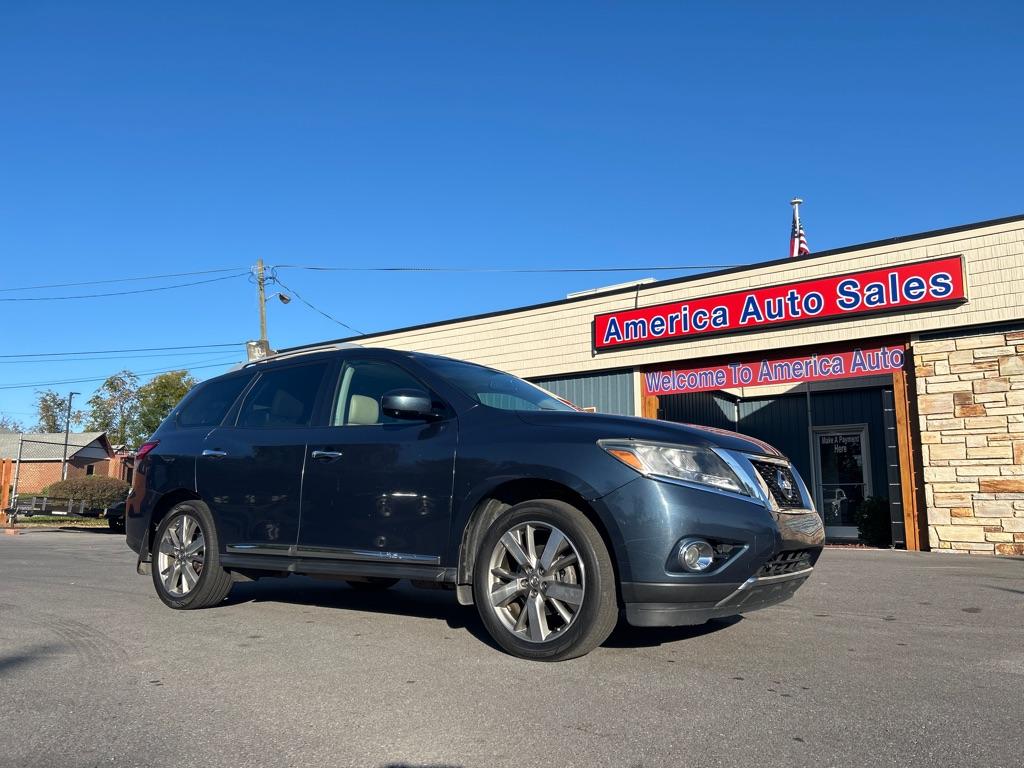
[758, 549, 813, 578]
[751, 461, 804, 509]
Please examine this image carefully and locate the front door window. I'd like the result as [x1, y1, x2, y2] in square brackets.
[814, 427, 870, 541]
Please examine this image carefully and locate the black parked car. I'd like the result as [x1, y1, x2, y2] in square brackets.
[105, 500, 126, 533]
[126, 344, 824, 661]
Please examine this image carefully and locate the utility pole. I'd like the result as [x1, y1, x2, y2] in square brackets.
[256, 257, 268, 344]
[247, 258, 289, 361]
[61, 392, 79, 481]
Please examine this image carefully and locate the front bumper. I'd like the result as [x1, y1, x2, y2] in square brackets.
[622, 568, 813, 626]
[595, 458, 824, 628]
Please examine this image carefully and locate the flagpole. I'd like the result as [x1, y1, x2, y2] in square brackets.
[790, 197, 803, 229]
[790, 198, 804, 259]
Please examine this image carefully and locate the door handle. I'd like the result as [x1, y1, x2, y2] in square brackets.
[202, 449, 228, 458]
[311, 450, 343, 462]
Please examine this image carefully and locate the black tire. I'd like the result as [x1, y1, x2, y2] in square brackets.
[151, 501, 233, 610]
[108, 517, 125, 533]
[473, 499, 618, 662]
[346, 578, 400, 591]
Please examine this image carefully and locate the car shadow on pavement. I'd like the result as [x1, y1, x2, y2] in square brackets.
[15, 525, 121, 535]
[225, 577, 503, 650]
[223, 576, 742, 652]
[602, 615, 742, 649]
[0, 643, 62, 677]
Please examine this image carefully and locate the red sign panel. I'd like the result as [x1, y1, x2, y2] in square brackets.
[642, 345, 906, 396]
[594, 255, 966, 351]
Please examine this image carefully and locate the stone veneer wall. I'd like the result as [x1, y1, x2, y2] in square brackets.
[914, 328, 1024, 555]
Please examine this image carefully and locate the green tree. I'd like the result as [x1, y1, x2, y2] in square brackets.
[0, 414, 25, 432]
[84, 370, 139, 446]
[134, 370, 196, 444]
[34, 390, 84, 433]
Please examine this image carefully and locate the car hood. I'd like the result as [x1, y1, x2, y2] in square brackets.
[516, 410, 783, 457]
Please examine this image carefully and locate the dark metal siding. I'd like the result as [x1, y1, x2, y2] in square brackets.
[880, 388, 905, 546]
[532, 370, 634, 416]
[658, 391, 737, 431]
[738, 395, 813, 482]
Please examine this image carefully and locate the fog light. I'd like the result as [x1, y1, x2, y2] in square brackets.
[678, 539, 715, 572]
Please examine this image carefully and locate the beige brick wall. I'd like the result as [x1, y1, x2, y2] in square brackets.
[914, 328, 1024, 556]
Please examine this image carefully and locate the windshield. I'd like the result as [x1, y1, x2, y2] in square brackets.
[420, 357, 577, 412]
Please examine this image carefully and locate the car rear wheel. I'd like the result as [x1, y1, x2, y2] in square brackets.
[151, 501, 232, 609]
[473, 499, 618, 661]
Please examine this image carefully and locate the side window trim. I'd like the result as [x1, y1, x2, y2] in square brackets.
[309, 358, 343, 428]
[332, 362, 357, 427]
[221, 373, 260, 428]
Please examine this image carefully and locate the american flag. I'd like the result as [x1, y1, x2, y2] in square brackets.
[790, 206, 809, 258]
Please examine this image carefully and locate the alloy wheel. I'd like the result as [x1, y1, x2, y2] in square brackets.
[156, 512, 206, 597]
[486, 521, 585, 643]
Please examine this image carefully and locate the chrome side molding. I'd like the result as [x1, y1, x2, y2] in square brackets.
[225, 543, 441, 566]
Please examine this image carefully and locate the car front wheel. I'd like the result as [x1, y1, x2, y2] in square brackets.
[473, 499, 618, 661]
[151, 501, 233, 609]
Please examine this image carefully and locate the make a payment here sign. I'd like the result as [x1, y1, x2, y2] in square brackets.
[593, 255, 966, 351]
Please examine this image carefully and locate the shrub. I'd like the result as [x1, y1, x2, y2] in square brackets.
[40, 476, 130, 510]
[856, 496, 892, 548]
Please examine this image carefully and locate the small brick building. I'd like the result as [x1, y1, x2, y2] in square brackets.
[0, 431, 126, 497]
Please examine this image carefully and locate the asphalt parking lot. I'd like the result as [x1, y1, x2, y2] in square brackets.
[1, 530, 1022, 768]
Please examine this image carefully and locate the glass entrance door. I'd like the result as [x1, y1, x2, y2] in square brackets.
[814, 427, 871, 541]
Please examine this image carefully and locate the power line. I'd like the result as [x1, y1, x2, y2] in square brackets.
[273, 263, 738, 274]
[0, 358, 242, 391]
[0, 267, 246, 293]
[271, 275, 365, 336]
[0, 342, 242, 359]
[0, 272, 249, 302]
[0, 350, 238, 365]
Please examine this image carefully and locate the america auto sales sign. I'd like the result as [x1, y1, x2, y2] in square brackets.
[592, 255, 966, 351]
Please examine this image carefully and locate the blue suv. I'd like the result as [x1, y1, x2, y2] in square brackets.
[126, 344, 824, 661]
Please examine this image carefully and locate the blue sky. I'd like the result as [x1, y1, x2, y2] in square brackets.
[1, 1, 1021, 425]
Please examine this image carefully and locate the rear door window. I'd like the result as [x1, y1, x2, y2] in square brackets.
[237, 362, 330, 428]
[177, 374, 253, 428]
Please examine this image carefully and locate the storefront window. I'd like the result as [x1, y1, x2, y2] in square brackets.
[815, 429, 870, 539]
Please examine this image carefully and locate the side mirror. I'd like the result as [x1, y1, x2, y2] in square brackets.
[381, 388, 436, 420]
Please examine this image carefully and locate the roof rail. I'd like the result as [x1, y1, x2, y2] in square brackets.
[239, 341, 364, 368]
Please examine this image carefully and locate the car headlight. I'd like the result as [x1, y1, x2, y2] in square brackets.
[599, 439, 747, 495]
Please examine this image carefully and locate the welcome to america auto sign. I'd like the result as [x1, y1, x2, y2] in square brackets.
[642, 345, 906, 396]
[593, 255, 966, 351]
